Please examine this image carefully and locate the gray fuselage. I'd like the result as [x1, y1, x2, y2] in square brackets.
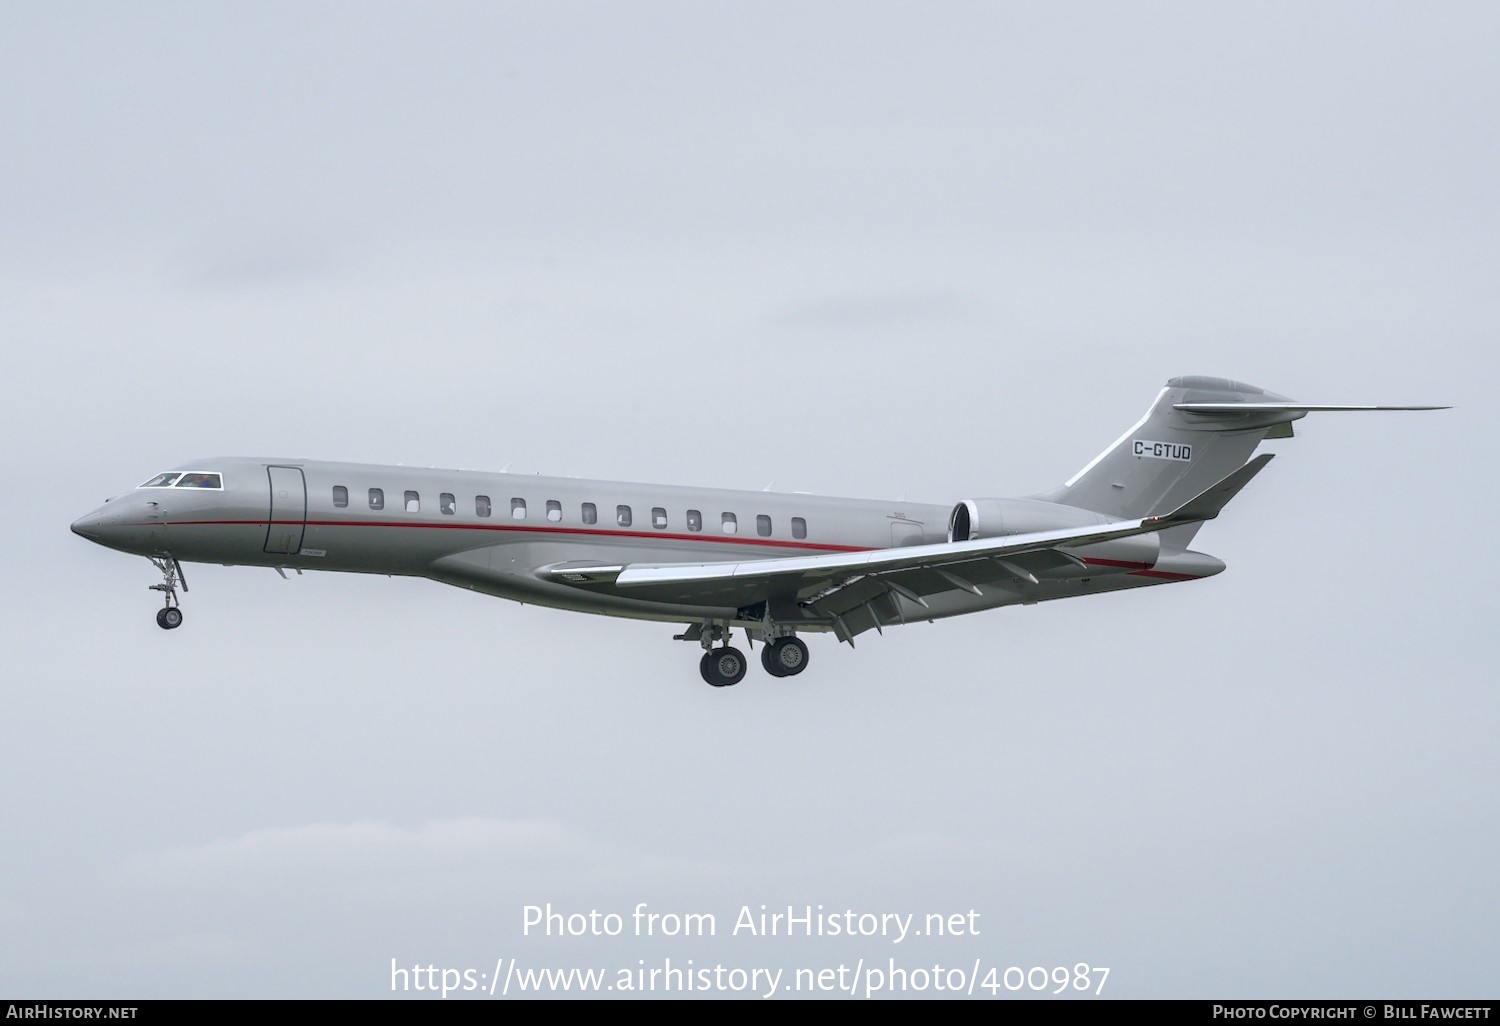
[70, 456, 1217, 632]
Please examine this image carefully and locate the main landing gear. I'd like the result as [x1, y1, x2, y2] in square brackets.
[681, 624, 811, 687]
[148, 554, 187, 630]
[699, 647, 747, 688]
[761, 636, 809, 678]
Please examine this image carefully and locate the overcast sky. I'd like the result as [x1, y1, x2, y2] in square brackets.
[2, 1, 1496, 1000]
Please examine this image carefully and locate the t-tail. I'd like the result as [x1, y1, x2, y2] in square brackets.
[1042, 375, 1449, 545]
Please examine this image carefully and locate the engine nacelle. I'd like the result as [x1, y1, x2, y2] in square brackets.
[947, 497, 1159, 577]
[947, 497, 1107, 542]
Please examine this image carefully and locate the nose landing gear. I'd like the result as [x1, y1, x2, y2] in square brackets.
[148, 554, 187, 630]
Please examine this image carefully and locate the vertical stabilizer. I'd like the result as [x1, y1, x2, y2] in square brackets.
[1042, 376, 1294, 523]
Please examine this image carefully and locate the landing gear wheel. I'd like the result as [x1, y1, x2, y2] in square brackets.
[147, 555, 187, 631]
[699, 647, 747, 687]
[762, 636, 809, 677]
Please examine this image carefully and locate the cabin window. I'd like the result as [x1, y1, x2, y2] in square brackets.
[332, 486, 349, 508]
[476, 495, 492, 517]
[652, 507, 668, 529]
[686, 509, 703, 532]
[722, 512, 738, 534]
[617, 505, 632, 527]
[511, 498, 527, 520]
[792, 516, 807, 540]
[175, 472, 223, 489]
[404, 491, 420, 513]
[546, 500, 562, 523]
[138, 473, 181, 488]
[756, 514, 772, 537]
[369, 488, 384, 510]
[582, 502, 597, 525]
[440, 492, 456, 515]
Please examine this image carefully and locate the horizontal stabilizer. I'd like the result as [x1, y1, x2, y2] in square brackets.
[1160, 454, 1274, 522]
[1174, 402, 1449, 414]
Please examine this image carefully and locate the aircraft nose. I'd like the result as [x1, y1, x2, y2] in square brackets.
[70, 510, 101, 540]
[71, 511, 103, 542]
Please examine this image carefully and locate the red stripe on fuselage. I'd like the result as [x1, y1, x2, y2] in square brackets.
[137, 520, 1208, 579]
[152, 518, 872, 553]
[1076, 557, 1203, 581]
[1080, 557, 1155, 571]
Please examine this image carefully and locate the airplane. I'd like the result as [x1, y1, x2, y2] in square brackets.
[71, 376, 1446, 687]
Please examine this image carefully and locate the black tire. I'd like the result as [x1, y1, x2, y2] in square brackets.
[761, 644, 788, 677]
[157, 607, 183, 630]
[699, 647, 747, 687]
[767, 637, 808, 677]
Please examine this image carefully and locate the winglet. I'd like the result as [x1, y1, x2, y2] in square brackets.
[1159, 454, 1275, 523]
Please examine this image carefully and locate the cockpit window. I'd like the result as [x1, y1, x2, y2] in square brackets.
[138, 473, 182, 488]
[175, 472, 223, 489]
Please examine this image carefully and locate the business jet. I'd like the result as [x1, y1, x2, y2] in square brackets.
[71, 376, 1445, 686]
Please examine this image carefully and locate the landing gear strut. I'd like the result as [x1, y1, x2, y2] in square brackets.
[761, 636, 809, 677]
[148, 554, 187, 630]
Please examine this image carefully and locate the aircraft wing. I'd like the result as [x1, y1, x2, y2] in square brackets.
[609, 518, 1164, 593]
[538, 463, 1261, 638]
[542, 510, 1194, 631]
